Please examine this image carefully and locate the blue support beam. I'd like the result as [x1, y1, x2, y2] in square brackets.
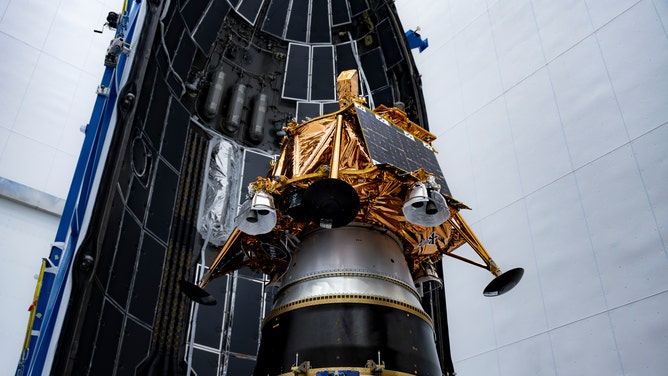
[15, 2, 144, 374]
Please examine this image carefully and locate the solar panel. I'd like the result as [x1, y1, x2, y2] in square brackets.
[309, 0, 331, 43]
[261, 0, 289, 37]
[296, 102, 321, 123]
[377, 18, 403, 69]
[181, 0, 210, 31]
[282, 43, 310, 100]
[335, 41, 357, 74]
[355, 103, 447, 189]
[285, 0, 308, 42]
[237, 0, 264, 25]
[371, 86, 394, 108]
[349, 0, 369, 16]
[311, 46, 336, 100]
[331, 0, 351, 26]
[360, 47, 388, 91]
[322, 101, 340, 115]
[193, 1, 231, 54]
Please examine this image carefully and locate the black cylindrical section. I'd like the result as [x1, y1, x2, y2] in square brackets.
[254, 225, 442, 376]
[255, 304, 442, 376]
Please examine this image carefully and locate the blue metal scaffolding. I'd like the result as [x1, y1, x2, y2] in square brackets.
[16, 1, 143, 374]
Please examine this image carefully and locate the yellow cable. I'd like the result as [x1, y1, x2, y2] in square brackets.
[21, 259, 46, 351]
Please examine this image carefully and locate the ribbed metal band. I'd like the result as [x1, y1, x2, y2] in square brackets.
[264, 293, 434, 329]
[278, 270, 422, 300]
[273, 272, 424, 312]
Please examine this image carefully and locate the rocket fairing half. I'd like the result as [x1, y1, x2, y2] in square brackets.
[184, 71, 523, 375]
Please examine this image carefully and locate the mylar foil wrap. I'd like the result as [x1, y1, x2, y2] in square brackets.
[197, 138, 241, 246]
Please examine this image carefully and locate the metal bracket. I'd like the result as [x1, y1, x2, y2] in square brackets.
[42, 258, 58, 275]
[365, 359, 385, 373]
[97, 85, 110, 97]
[291, 361, 311, 375]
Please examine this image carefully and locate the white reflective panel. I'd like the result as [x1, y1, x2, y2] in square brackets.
[42, 0, 102, 69]
[497, 333, 556, 376]
[453, 350, 501, 376]
[531, 0, 593, 62]
[419, 2, 453, 51]
[432, 86, 466, 133]
[0, 33, 40, 128]
[455, 12, 497, 85]
[0, 0, 59, 49]
[434, 123, 480, 221]
[420, 40, 460, 113]
[0, 132, 55, 190]
[575, 145, 668, 308]
[448, 0, 487, 33]
[526, 174, 607, 327]
[596, 0, 668, 139]
[548, 35, 628, 169]
[656, 0, 668, 26]
[585, 0, 639, 30]
[13, 54, 79, 147]
[489, 0, 545, 90]
[43, 151, 78, 198]
[551, 313, 622, 375]
[0, 126, 9, 158]
[610, 291, 668, 374]
[393, 2, 668, 376]
[467, 98, 523, 218]
[505, 68, 572, 195]
[444, 246, 498, 361]
[461, 63, 503, 117]
[455, 14, 502, 115]
[479, 201, 548, 345]
[56, 76, 91, 153]
[632, 124, 668, 245]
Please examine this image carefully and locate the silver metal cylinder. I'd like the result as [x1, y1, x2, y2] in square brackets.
[203, 69, 225, 118]
[248, 93, 267, 143]
[271, 224, 426, 322]
[225, 83, 246, 133]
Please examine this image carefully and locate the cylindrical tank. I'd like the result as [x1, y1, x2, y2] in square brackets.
[224, 83, 246, 133]
[203, 69, 226, 118]
[247, 93, 267, 143]
[255, 224, 442, 376]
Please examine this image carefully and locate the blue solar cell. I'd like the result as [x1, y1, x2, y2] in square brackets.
[355, 104, 447, 189]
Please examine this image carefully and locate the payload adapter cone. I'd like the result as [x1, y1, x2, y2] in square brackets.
[182, 71, 522, 376]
